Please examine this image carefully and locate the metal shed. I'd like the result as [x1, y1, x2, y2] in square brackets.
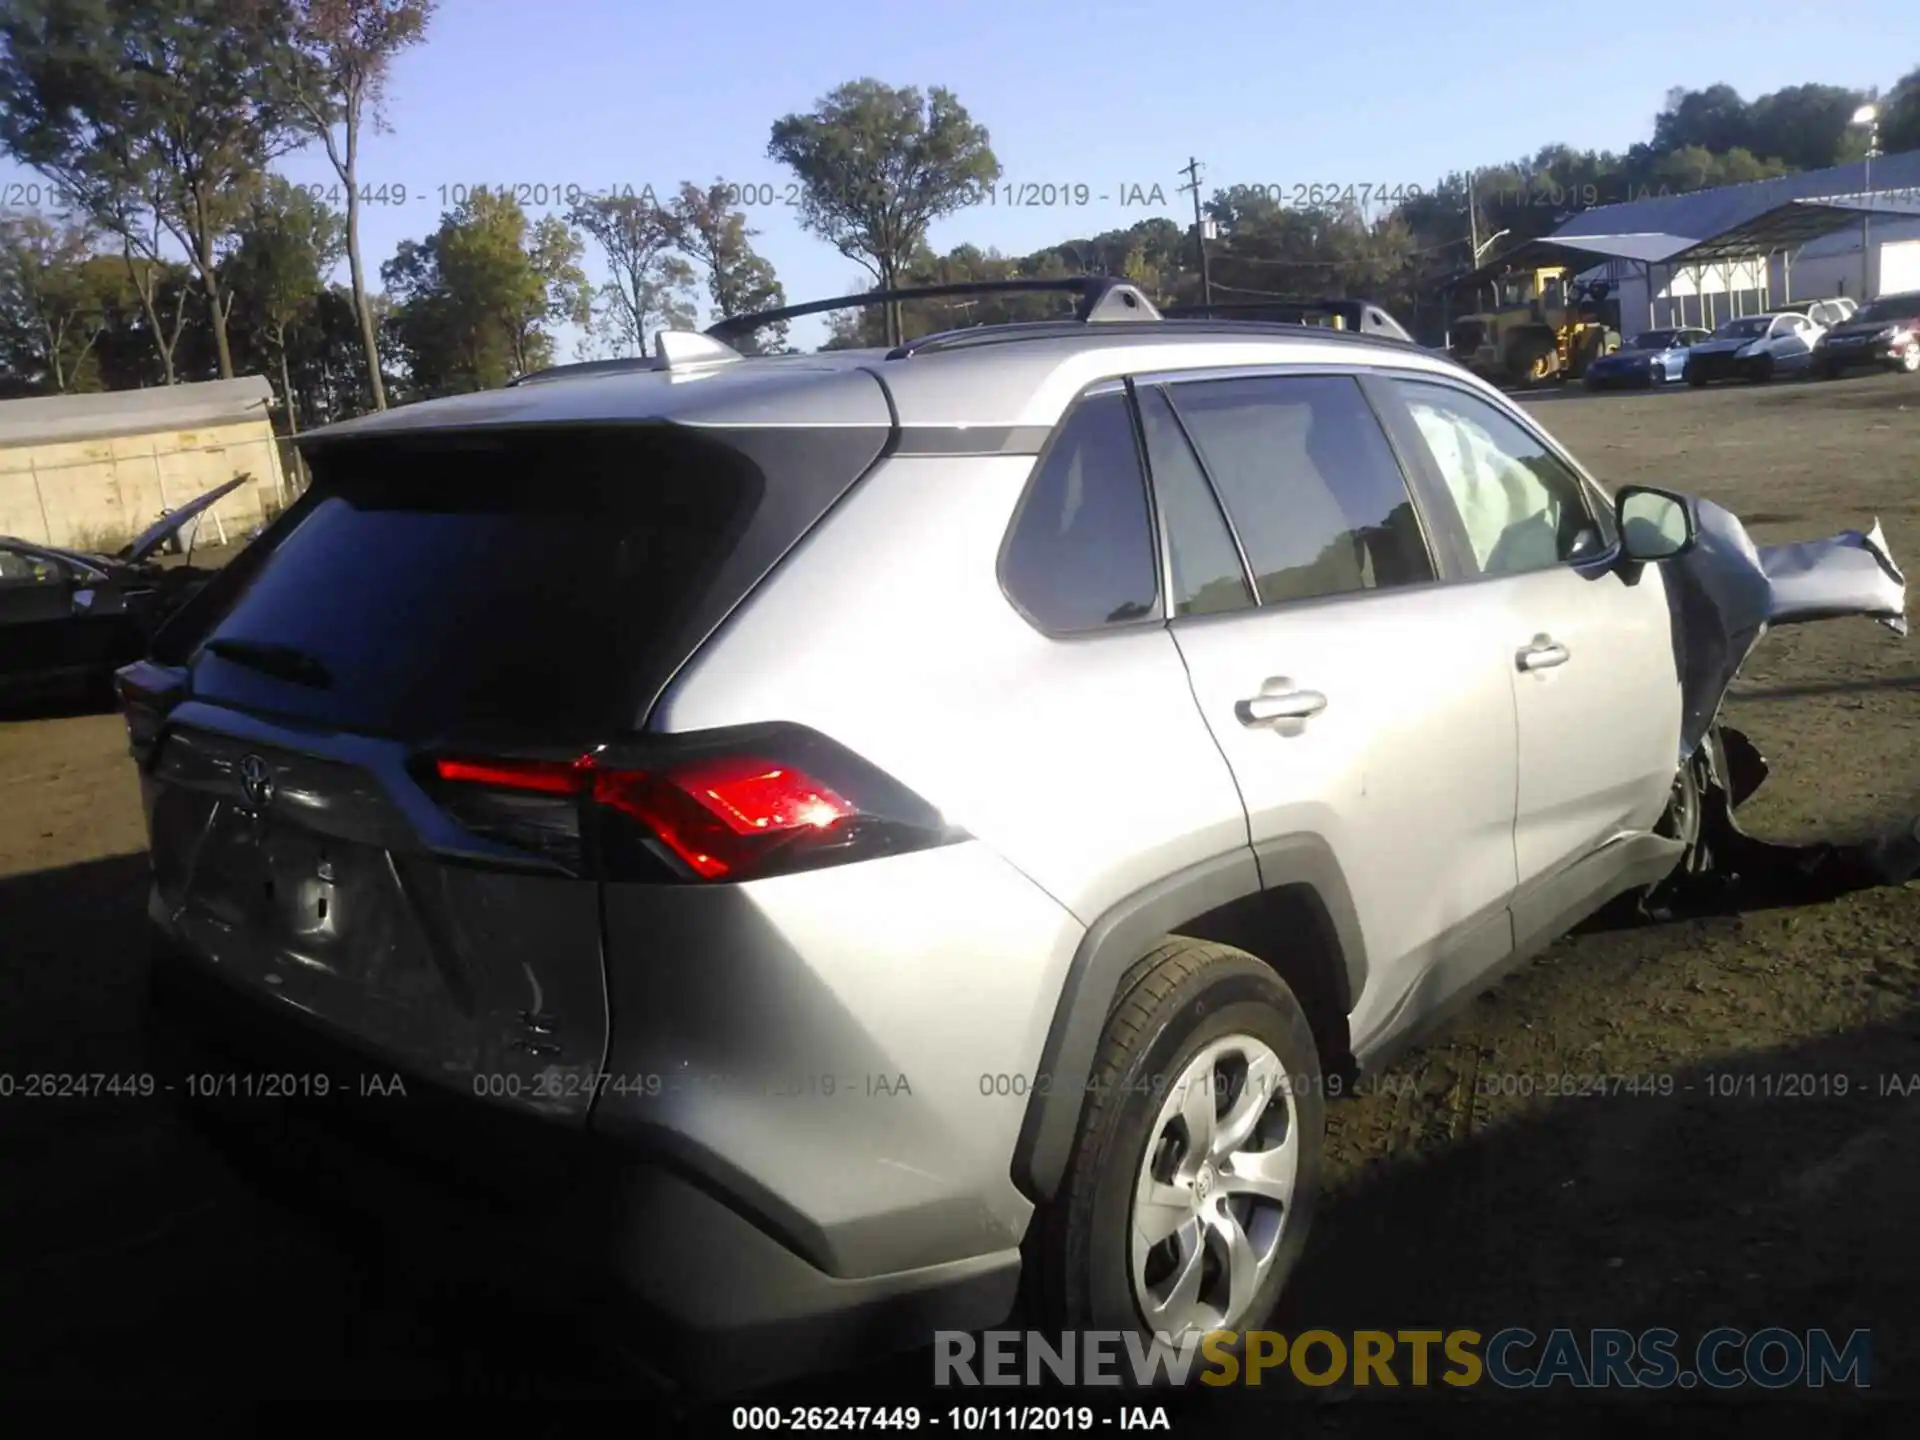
[1546, 150, 1920, 330]
[0, 378, 287, 551]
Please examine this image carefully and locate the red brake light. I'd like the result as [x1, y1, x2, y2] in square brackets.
[592, 756, 855, 880]
[434, 755, 592, 794]
[427, 733, 929, 883]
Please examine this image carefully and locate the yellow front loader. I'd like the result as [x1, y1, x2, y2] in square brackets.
[1448, 266, 1619, 386]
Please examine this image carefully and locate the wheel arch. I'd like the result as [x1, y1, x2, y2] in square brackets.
[1011, 838, 1366, 1202]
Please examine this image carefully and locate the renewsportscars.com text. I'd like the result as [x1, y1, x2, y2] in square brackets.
[934, 1327, 1872, 1390]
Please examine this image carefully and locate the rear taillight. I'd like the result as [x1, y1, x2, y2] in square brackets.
[422, 725, 962, 883]
[115, 659, 190, 765]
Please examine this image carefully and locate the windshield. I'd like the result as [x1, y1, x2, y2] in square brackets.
[1627, 330, 1679, 349]
[1856, 297, 1920, 324]
[1714, 318, 1770, 339]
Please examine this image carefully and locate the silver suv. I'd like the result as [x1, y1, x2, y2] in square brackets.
[123, 279, 1906, 1391]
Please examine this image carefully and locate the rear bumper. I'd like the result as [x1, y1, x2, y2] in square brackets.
[143, 928, 1020, 1392]
[1584, 366, 1654, 388]
[1686, 355, 1746, 382]
[1820, 343, 1906, 370]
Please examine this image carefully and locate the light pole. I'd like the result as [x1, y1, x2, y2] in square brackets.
[1853, 104, 1881, 300]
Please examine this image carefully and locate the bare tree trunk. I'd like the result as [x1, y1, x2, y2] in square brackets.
[881, 256, 902, 348]
[201, 260, 235, 379]
[276, 333, 308, 496]
[43, 319, 66, 392]
[123, 244, 178, 385]
[339, 92, 387, 409]
[164, 284, 191, 381]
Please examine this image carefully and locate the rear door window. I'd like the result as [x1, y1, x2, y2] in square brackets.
[1000, 391, 1161, 633]
[1164, 374, 1434, 606]
[180, 428, 761, 742]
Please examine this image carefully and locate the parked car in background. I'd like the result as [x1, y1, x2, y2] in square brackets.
[1814, 292, 1920, 378]
[1770, 296, 1858, 330]
[1684, 312, 1826, 385]
[1583, 327, 1711, 389]
[0, 476, 245, 706]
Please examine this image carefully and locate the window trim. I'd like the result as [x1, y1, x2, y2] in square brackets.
[1130, 380, 1259, 621]
[1370, 371, 1625, 581]
[994, 382, 1167, 640]
[1153, 367, 1449, 609]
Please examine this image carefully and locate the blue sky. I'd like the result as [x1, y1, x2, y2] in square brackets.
[6, 0, 1918, 353]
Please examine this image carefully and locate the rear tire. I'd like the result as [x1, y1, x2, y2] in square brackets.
[1033, 939, 1325, 1358]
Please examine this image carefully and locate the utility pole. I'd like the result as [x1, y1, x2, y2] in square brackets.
[1179, 156, 1213, 307]
[1467, 172, 1480, 267]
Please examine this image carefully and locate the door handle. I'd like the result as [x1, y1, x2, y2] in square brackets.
[1517, 636, 1571, 671]
[1236, 686, 1328, 725]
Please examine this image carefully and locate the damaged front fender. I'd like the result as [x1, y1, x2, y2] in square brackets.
[1661, 498, 1907, 760]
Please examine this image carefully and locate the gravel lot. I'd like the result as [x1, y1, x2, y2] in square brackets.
[3, 373, 1918, 1431]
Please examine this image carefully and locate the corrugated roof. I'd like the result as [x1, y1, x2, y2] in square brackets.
[1448, 233, 1698, 290]
[1667, 195, 1920, 265]
[1550, 149, 1920, 256]
[0, 376, 275, 448]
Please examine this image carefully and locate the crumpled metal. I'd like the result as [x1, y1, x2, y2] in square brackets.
[1663, 498, 1907, 760]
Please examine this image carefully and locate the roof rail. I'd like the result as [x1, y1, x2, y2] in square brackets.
[1160, 298, 1415, 344]
[508, 330, 744, 387]
[889, 315, 1431, 361]
[702, 276, 1161, 345]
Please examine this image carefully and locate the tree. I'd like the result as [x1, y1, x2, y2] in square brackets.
[89, 252, 200, 388]
[275, 1, 436, 410]
[1884, 65, 1920, 156]
[1746, 84, 1871, 170]
[1652, 83, 1753, 157]
[515, 212, 591, 375]
[384, 187, 585, 395]
[0, 0, 304, 379]
[224, 175, 345, 436]
[566, 191, 695, 357]
[0, 210, 115, 392]
[667, 181, 787, 352]
[769, 78, 1000, 346]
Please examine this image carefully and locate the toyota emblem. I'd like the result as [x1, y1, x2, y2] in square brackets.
[239, 754, 276, 808]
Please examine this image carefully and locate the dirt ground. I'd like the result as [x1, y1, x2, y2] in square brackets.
[4, 373, 1920, 1433]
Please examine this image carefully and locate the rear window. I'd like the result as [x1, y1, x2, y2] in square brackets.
[180, 429, 761, 742]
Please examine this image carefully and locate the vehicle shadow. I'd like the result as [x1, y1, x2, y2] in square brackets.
[0, 684, 119, 724]
[1250, 1008, 1920, 1429]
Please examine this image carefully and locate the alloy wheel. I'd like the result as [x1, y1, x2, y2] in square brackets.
[1130, 1034, 1299, 1339]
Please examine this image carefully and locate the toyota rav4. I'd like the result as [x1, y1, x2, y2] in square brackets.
[121, 278, 1907, 1391]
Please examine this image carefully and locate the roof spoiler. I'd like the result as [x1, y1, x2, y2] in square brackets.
[508, 330, 746, 385]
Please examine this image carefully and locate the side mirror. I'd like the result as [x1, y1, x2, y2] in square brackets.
[1617, 486, 1696, 562]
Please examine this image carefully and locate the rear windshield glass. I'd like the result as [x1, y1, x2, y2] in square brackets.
[183, 429, 759, 741]
[1857, 297, 1920, 323]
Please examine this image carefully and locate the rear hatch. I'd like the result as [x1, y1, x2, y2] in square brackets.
[123, 416, 890, 1124]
